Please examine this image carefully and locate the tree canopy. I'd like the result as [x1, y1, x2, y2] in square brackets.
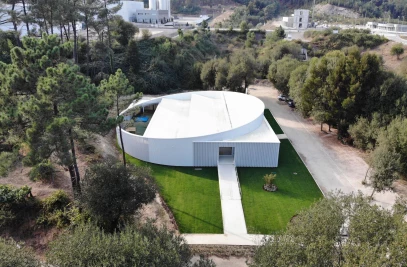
[47, 223, 213, 267]
[80, 158, 156, 232]
[251, 192, 407, 266]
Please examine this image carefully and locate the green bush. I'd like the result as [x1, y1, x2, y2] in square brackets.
[37, 190, 71, 228]
[0, 206, 15, 227]
[0, 185, 35, 228]
[47, 223, 197, 267]
[0, 237, 40, 267]
[29, 161, 54, 182]
[42, 190, 70, 212]
[0, 185, 32, 204]
[0, 151, 18, 177]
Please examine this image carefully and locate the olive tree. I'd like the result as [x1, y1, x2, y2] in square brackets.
[80, 158, 156, 232]
[390, 43, 404, 60]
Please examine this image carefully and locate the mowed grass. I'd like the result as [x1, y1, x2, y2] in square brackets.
[239, 139, 323, 234]
[126, 156, 223, 234]
[264, 109, 284, 134]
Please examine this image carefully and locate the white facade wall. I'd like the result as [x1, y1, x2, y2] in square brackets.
[158, 0, 166, 10]
[193, 141, 279, 167]
[282, 17, 294, 28]
[149, 0, 157, 10]
[115, 1, 144, 21]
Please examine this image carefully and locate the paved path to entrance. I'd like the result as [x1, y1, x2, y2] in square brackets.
[249, 85, 398, 209]
[183, 156, 263, 246]
[217, 156, 247, 235]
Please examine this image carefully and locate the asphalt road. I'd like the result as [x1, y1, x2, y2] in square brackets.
[249, 85, 398, 209]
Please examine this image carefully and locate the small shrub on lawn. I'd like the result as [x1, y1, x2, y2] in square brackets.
[263, 173, 276, 186]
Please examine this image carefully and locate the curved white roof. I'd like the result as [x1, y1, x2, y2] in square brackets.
[124, 91, 265, 139]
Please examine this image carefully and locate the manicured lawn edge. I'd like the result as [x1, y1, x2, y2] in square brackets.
[126, 155, 223, 234]
[264, 109, 284, 134]
[239, 139, 323, 234]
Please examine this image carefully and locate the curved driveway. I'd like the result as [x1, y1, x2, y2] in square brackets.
[250, 85, 398, 209]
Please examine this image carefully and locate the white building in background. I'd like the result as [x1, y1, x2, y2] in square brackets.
[366, 22, 407, 32]
[282, 16, 294, 28]
[115, 0, 171, 24]
[117, 91, 280, 167]
[282, 9, 309, 29]
[293, 9, 309, 29]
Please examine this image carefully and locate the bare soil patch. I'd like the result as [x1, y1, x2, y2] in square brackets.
[210, 9, 235, 27]
[136, 194, 179, 233]
[314, 4, 359, 19]
[0, 162, 73, 200]
[261, 19, 284, 31]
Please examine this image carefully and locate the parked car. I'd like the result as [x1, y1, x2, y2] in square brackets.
[288, 100, 296, 108]
[278, 94, 287, 101]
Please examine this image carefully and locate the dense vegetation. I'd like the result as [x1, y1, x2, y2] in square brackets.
[1, 1, 407, 264]
[221, 0, 281, 28]
[251, 192, 407, 266]
[232, 0, 407, 20]
[47, 223, 215, 267]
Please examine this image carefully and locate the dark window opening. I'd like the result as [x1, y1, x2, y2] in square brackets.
[219, 147, 234, 156]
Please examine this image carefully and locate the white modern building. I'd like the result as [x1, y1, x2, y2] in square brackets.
[366, 22, 407, 32]
[117, 91, 280, 167]
[115, 0, 171, 24]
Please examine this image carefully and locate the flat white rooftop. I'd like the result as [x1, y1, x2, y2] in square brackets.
[143, 92, 267, 139]
[226, 118, 280, 143]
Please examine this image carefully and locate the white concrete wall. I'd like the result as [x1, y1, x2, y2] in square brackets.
[149, 0, 156, 10]
[115, 1, 144, 21]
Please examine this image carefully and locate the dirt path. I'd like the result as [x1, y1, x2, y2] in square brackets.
[249, 84, 399, 209]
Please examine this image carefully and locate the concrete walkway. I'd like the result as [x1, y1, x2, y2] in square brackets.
[182, 156, 264, 246]
[217, 156, 247, 235]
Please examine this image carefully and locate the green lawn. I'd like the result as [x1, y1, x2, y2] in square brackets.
[126, 156, 223, 234]
[264, 109, 284, 134]
[239, 139, 323, 234]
